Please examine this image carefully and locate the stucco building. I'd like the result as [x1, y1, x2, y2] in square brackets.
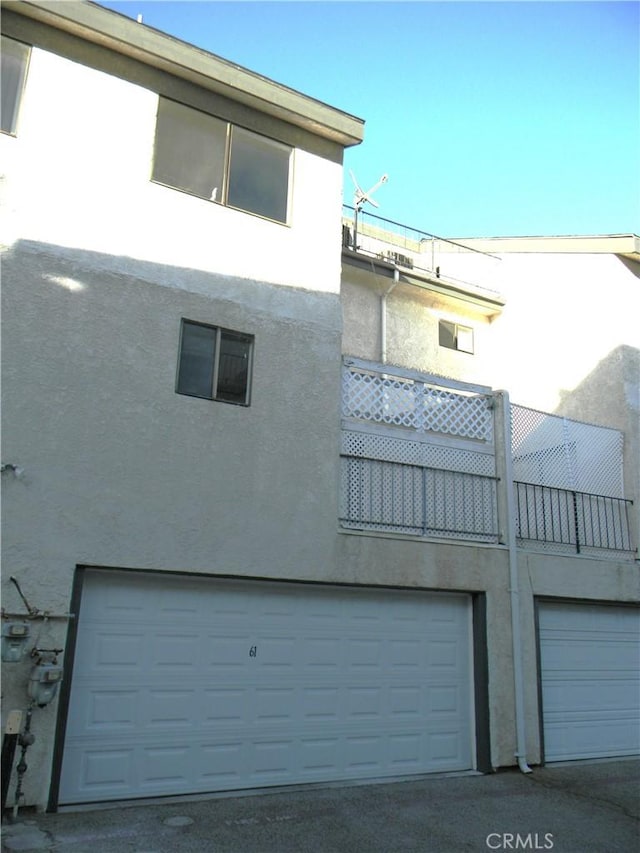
[1, 1, 638, 813]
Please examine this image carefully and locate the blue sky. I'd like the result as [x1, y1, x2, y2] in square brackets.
[97, 1, 639, 238]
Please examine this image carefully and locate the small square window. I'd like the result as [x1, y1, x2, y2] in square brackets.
[1, 36, 30, 135]
[176, 320, 253, 406]
[439, 320, 474, 354]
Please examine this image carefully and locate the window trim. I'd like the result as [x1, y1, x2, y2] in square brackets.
[176, 319, 254, 407]
[152, 96, 293, 226]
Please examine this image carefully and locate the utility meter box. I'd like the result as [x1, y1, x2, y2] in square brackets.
[28, 663, 63, 706]
[1, 622, 30, 662]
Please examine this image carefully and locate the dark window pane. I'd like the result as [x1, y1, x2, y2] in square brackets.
[227, 126, 290, 223]
[1, 36, 30, 135]
[177, 322, 216, 398]
[217, 331, 252, 404]
[439, 320, 456, 350]
[152, 98, 227, 201]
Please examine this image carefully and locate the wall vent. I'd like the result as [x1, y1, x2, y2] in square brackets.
[383, 251, 414, 268]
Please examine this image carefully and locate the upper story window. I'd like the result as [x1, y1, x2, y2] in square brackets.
[439, 320, 474, 354]
[1, 36, 31, 135]
[176, 319, 254, 406]
[152, 97, 292, 224]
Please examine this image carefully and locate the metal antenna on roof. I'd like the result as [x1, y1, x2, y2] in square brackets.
[350, 171, 388, 212]
[349, 171, 388, 251]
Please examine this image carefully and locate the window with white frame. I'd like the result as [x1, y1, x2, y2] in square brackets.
[1, 36, 30, 135]
[176, 320, 254, 406]
[439, 320, 474, 354]
[152, 97, 292, 224]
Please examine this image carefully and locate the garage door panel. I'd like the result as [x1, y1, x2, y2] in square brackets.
[429, 730, 464, 762]
[542, 638, 637, 673]
[73, 631, 145, 674]
[539, 602, 640, 762]
[200, 741, 243, 782]
[389, 733, 422, 768]
[544, 719, 640, 761]
[60, 572, 474, 803]
[83, 747, 135, 792]
[86, 688, 139, 731]
[302, 637, 341, 667]
[544, 679, 640, 714]
[206, 634, 253, 668]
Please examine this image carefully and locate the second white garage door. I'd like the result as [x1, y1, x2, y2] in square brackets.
[59, 570, 475, 804]
[539, 601, 640, 762]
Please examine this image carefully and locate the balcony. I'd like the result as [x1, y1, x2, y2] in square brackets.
[515, 482, 634, 557]
[341, 205, 504, 311]
[340, 359, 635, 557]
[341, 456, 499, 542]
[341, 358, 499, 544]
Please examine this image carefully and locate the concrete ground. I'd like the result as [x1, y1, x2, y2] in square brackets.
[2, 759, 638, 853]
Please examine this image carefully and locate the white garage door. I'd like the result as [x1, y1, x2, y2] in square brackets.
[539, 601, 640, 762]
[59, 570, 475, 804]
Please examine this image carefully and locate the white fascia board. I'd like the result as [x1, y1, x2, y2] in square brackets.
[449, 234, 640, 257]
[4, 0, 365, 147]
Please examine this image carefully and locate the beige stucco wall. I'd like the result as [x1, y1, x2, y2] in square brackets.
[486, 253, 640, 414]
[341, 268, 493, 386]
[0, 239, 345, 808]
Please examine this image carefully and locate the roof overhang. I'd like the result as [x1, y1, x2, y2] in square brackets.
[448, 234, 640, 262]
[341, 249, 506, 316]
[3, 0, 365, 148]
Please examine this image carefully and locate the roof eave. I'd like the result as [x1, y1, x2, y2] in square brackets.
[3, 0, 365, 148]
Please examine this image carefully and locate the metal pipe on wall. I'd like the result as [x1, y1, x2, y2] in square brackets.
[497, 389, 533, 774]
[381, 268, 399, 364]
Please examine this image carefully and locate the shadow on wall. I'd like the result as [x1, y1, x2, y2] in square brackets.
[0, 239, 342, 327]
[617, 255, 640, 280]
[555, 345, 640, 432]
[555, 344, 640, 547]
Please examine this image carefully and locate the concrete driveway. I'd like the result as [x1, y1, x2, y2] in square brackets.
[2, 758, 638, 853]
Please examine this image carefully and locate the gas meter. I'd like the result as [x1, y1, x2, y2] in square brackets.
[2, 622, 30, 662]
[28, 662, 63, 707]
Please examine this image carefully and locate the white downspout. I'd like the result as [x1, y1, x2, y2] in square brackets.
[498, 389, 532, 774]
[381, 268, 399, 364]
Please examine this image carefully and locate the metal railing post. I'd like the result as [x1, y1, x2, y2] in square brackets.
[422, 466, 428, 536]
[572, 491, 581, 553]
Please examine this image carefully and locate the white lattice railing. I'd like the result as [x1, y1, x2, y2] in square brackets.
[342, 359, 494, 442]
[339, 361, 634, 555]
[341, 361, 498, 543]
[511, 404, 624, 497]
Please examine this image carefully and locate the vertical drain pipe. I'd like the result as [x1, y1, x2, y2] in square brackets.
[498, 389, 532, 774]
[381, 268, 399, 364]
